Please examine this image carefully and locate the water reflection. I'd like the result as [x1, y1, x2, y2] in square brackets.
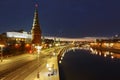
[59, 47, 120, 80]
[90, 48, 120, 59]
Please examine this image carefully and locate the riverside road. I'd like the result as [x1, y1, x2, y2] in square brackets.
[0, 46, 62, 80]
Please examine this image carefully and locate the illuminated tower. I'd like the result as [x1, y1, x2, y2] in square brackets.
[31, 4, 42, 45]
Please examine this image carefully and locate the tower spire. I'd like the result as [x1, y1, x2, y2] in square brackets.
[31, 3, 42, 45]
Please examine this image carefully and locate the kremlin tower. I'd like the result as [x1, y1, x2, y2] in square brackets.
[31, 4, 42, 46]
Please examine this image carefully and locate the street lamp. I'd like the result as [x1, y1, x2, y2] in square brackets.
[35, 45, 42, 79]
[0, 44, 5, 62]
[53, 52, 56, 56]
[35, 45, 42, 55]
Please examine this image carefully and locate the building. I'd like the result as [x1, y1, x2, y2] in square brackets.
[31, 4, 42, 46]
[6, 30, 32, 44]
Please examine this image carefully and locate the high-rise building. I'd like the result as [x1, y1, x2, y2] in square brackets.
[31, 4, 42, 45]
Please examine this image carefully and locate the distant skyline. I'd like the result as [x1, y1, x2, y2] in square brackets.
[0, 0, 120, 38]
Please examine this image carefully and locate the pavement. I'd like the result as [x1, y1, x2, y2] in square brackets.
[25, 47, 61, 80]
[24, 55, 60, 80]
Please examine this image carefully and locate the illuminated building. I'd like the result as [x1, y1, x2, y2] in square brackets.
[6, 31, 32, 44]
[31, 4, 42, 45]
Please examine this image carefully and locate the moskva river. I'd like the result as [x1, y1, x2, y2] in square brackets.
[59, 48, 120, 80]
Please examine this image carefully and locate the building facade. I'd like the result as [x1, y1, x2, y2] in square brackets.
[6, 31, 32, 44]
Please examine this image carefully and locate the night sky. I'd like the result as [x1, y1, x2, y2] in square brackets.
[0, 0, 120, 38]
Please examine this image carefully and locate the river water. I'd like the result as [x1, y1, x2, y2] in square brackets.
[59, 48, 120, 80]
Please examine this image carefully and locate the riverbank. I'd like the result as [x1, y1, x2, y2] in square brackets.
[91, 46, 120, 53]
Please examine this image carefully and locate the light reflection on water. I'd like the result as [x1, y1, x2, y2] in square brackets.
[66, 47, 120, 60]
[90, 48, 120, 59]
[59, 47, 120, 80]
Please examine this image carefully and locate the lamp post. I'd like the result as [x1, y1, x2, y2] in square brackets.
[35, 45, 42, 79]
[36, 45, 42, 55]
[0, 44, 5, 62]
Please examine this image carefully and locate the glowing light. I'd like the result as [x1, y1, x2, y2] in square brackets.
[25, 44, 30, 47]
[90, 48, 94, 52]
[29, 50, 32, 53]
[6, 32, 32, 38]
[61, 57, 63, 60]
[35, 3, 38, 7]
[15, 44, 19, 48]
[0, 45, 5, 47]
[110, 52, 114, 55]
[99, 52, 101, 56]
[105, 51, 110, 55]
[111, 56, 114, 59]
[59, 60, 62, 63]
[49, 44, 52, 47]
[103, 43, 109, 47]
[62, 54, 64, 57]
[48, 67, 52, 71]
[35, 46, 42, 54]
[55, 43, 59, 46]
[104, 54, 107, 57]
[46, 64, 49, 68]
[110, 43, 114, 47]
[95, 50, 98, 55]
[53, 52, 56, 56]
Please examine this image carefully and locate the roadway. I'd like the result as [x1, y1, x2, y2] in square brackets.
[0, 46, 63, 80]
